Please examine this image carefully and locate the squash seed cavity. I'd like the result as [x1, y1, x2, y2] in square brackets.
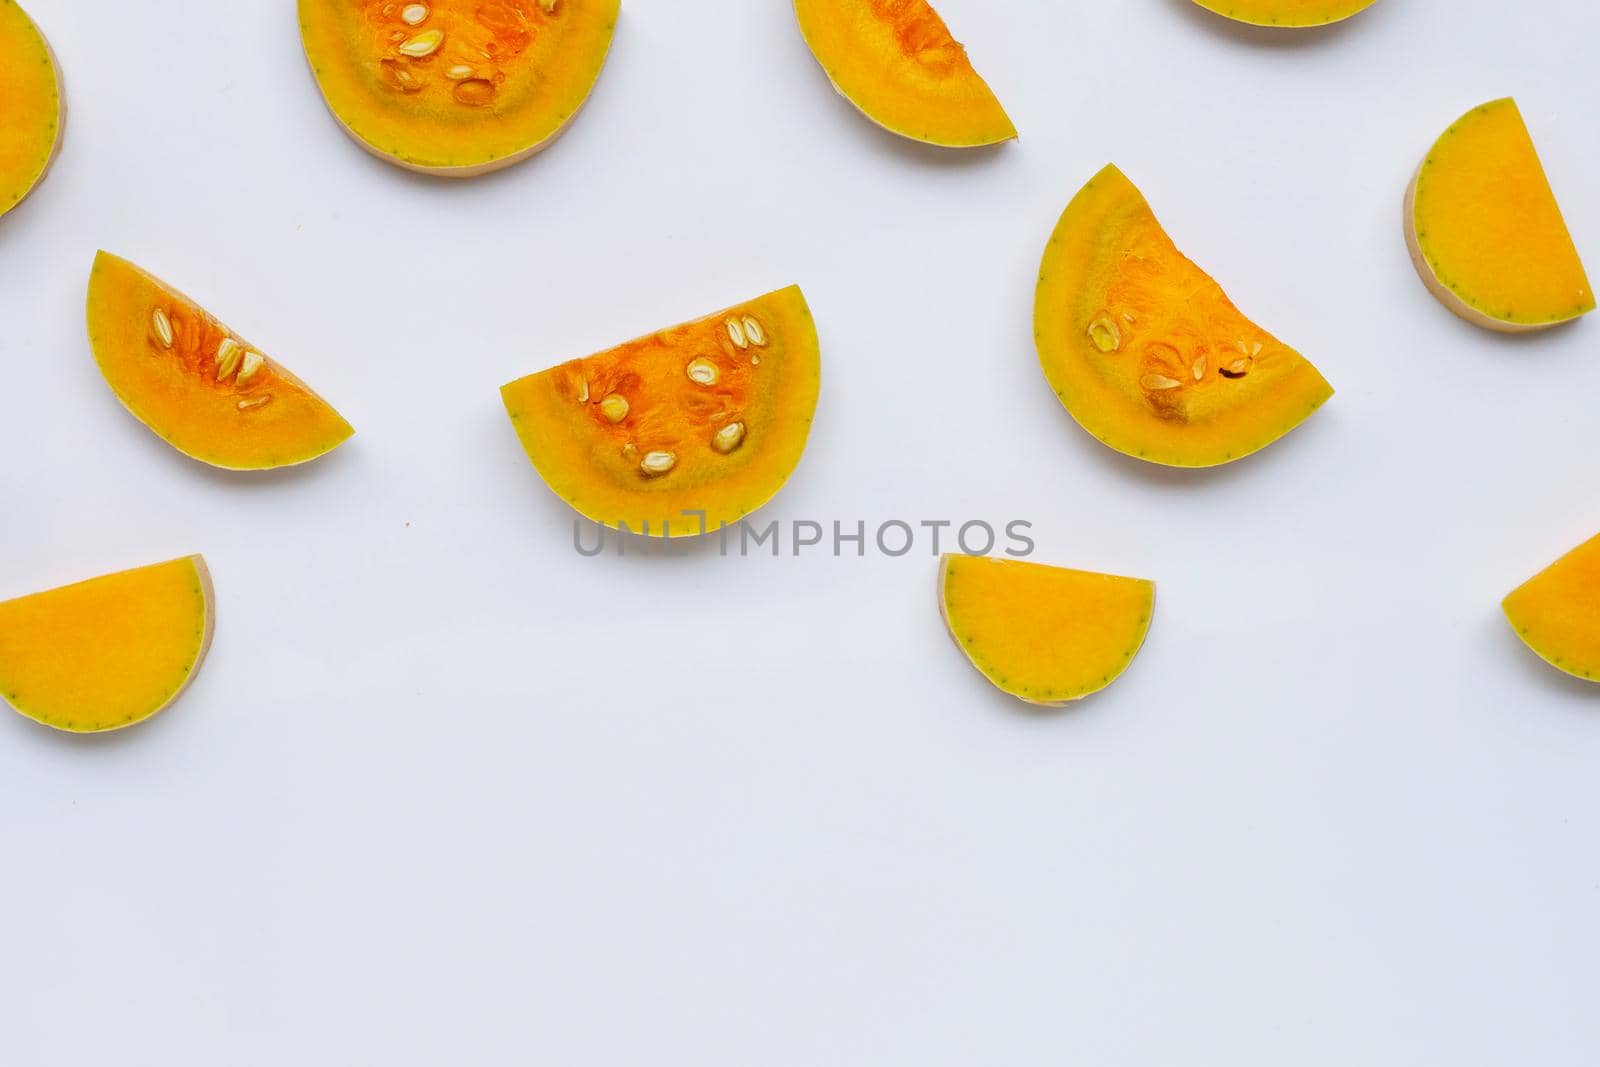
[453, 79, 496, 106]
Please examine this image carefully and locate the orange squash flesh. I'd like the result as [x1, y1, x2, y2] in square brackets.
[1190, 0, 1378, 27]
[1503, 533, 1600, 684]
[1406, 98, 1593, 332]
[0, 557, 214, 733]
[0, 1, 64, 219]
[502, 287, 821, 537]
[1035, 164, 1333, 468]
[87, 252, 354, 471]
[299, 0, 620, 176]
[794, 0, 1015, 148]
[939, 555, 1155, 707]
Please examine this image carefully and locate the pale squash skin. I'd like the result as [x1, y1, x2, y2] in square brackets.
[1405, 98, 1593, 333]
[0, 557, 215, 733]
[939, 555, 1155, 707]
[501, 287, 821, 538]
[794, 0, 1015, 148]
[1503, 534, 1600, 684]
[87, 251, 354, 471]
[0, 0, 64, 219]
[1190, 0, 1378, 27]
[299, 0, 620, 176]
[1035, 164, 1333, 468]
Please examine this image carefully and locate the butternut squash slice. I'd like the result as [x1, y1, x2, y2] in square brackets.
[1406, 98, 1593, 332]
[1190, 0, 1378, 27]
[299, 0, 620, 176]
[1503, 533, 1600, 684]
[502, 287, 820, 537]
[1035, 164, 1333, 468]
[0, 557, 214, 733]
[87, 251, 354, 471]
[793, 0, 1015, 148]
[0, 1, 64, 219]
[939, 554, 1154, 706]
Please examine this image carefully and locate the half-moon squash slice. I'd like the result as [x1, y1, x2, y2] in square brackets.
[1190, 0, 1378, 27]
[1406, 98, 1593, 332]
[501, 286, 820, 537]
[298, 0, 620, 176]
[1503, 533, 1600, 684]
[0, 556, 214, 733]
[939, 554, 1154, 706]
[0, 1, 64, 219]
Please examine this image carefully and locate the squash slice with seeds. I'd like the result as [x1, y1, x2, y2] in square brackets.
[794, 0, 1015, 148]
[1035, 164, 1333, 468]
[299, 0, 620, 176]
[0, 557, 214, 733]
[939, 554, 1154, 707]
[501, 287, 820, 537]
[87, 251, 353, 471]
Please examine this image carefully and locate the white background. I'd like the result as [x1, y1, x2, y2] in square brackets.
[2, 0, 1598, 1062]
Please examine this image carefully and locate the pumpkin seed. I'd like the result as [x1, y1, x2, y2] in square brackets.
[1141, 374, 1182, 391]
[711, 421, 747, 454]
[400, 3, 428, 25]
[599, 394, 629, 423]
[742, 316, 767, 346]
[641, 450, 676, 475]
[1088, 316, 1121, 353]
[215, 338, 243, 379]
[398, 29, 443, 57]
[725, 318, 748, 350]
[686, 358, 719, 386]
[151, 308, 173, 348]
[237, 394, 272, 411]
[236, 351, 265, 386]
